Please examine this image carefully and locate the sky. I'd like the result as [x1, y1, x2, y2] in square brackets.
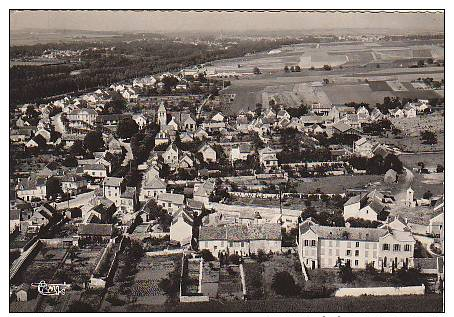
[10, 10, 444, 33]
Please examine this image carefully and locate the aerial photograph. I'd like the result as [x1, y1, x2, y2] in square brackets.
[9, 9, 444, 313]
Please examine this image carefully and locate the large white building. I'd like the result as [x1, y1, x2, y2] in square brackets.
[298, 223, 416, 271]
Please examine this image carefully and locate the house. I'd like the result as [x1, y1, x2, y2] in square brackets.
[370, 108, 384, 121]
[25, 134, 47, 149]
[384, 169, 398, 184]
[202, 121, 226, 133]
[170, 208, 194, 246]
[331, 121, 360, 135]
[103, 177, 124, 206]
[353, 137, 377, 158]
[356, 106, 370, 116]
[179, 153, 195, 169]
[388, 108, 405, 118]
[35, 128, 51, 143]
[343, 192, 385, 222]
[171, 112, 197, 131]
[61, 174, 88, 194]
[380, 216, 409, 232]
[67, 108, 98, 125]
[77, 223, 113, 244]
[156, 192, 185, 213]
[277, 109, 290, 120]
[132, 114, 147, 129]
[23, 203, 55, 233]
[15, 284, 31, 302]
[10, 209, 21, 233]
[163, 143, 179, 168]
[180, 131, 194, 143]
[312, 103, 332, 116]
[194, 127, 209, 140]
[143, 165, 160, 181]
[258, 147, 279, 169]
[231, 144, 253, 162]
[83, 198, 116, 224]
[198, 144, 217, 162]
[16, 177, 47, 202]
[298, 223, 416, 271]
[403, 104, 417, 118]
[120, 187, 138, 213]
[139, 177, 167, 202]
[83, 164, 107, 179]
[107, 137, 123, 154]
[193, 180, 215, 206]
[329, 105, 356, 121]
[428, 212, 444, 237]
[211, 112, 225, 122]
[198, 223, 282, 257]
[155, 132, 170, 146]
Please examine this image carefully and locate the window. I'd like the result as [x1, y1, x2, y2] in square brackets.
[355, 250, 359, 256]
[355, 242, 360, 248]
[355, 260, 359, 266]
[328, 240, 332, 247]
[304, 240, 309, 246]
[346, 250, 351, 256]
[311, 240, 316, 247]
[383, 243, 390, 251]
[229, 242, 233, 247]
[347, 242, 351, 248]
[404, 244, 411, 252]
[241, 242, 244, 247]
[393, 244, 400, 252]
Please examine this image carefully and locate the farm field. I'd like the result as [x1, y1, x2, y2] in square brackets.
[399, 152, 444, 170]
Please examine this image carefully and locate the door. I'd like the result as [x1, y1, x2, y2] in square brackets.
[311, 260, 316, 269]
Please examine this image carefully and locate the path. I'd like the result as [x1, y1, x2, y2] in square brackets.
[51, 112, 66, 135]
[55, 190, 96, 210]
[119, 140, 133, 167]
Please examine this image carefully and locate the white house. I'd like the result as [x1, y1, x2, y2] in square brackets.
[231, 144, 253, 162]
[298, 223, 416, 271]
[103, 177, 124, 206]
[156, 192, 185, 213]
[139, 177, 167, 202]
[198, 144, 217, 162]
[258, 147, 279, 169]
[170, 208, 194, 246]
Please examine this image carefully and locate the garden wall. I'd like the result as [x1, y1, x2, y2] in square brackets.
[334, 284, 425, 297]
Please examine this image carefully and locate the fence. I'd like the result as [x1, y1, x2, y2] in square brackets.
[228, 191, 345, 199]
[334, 284, 425, 297]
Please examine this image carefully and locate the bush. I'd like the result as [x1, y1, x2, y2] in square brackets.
[200, 249, 215, 262]
[257, 249, 269, 263]
[271, 271, 300, 296]
[228, 254, 241, 265]
[338, 262, 354, 283]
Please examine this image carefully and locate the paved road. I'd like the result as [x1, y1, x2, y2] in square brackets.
[119, 140, 133, 167]
[55, 190, 96, 210]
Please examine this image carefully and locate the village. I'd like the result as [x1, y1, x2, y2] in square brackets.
[9, 18, 444, 313]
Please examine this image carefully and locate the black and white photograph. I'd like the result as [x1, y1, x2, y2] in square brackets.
[8, 7, 446, 313]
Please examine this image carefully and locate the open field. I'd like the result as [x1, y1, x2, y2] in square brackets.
[399, 152, 444, 170]
[295, 175, 383, 194]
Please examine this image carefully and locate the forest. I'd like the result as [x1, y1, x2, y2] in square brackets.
[10, 35, 300, 105]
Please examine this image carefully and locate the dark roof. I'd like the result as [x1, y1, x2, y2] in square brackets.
[199, 224, 281, 241]
[78, 223, 113, 236]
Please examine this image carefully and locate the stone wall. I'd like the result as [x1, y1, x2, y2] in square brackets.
[334, 284, 425, 297]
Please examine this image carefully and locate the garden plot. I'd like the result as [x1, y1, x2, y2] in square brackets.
[386, 80, 408, 92]
[368, 80, 392, 91]
[132, 255, 178, 305]
[201, 261, 219, 298]
[14, 246, 68, 285]
[242, 260, 264, 299]
[217, 265, 243, 300]
[261, 254, 304, 297]
[322, 84, 392, 105]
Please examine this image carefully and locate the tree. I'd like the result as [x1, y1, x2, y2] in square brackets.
[83, 131, 104, 153]
[70, 140, 85, 156]
[117, 118, 139, 139]
[46, 177, 62, 200]
[294, 65, 301, 72]
[323, 65, 332, 71]
[106, 91, 127, 114]
[62, 155, 78, 167]
[284, 65, 289, 72]
[423, 190, 433, 200]
[253, 66, 261, 75]
[200, 249, 215, 262]
[420, 130, 437, 145]
[271, 271, 300, 296]
[436, 164, 444, 173]
[417, 60, 425, 68]
[338, 261, 354, 283]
